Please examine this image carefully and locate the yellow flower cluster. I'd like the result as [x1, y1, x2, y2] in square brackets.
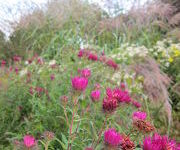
[168, 46, 180, 63]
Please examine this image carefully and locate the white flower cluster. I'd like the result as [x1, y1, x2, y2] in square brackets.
[110, 43, 149, 63]
[110, 39, 180, 67]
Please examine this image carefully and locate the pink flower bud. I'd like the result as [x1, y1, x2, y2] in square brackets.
[81, 68, 91, 78]
[91, 90, 100, 102]
[50, 74, 55, 80]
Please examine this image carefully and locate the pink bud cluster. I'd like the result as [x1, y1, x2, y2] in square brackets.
[131, 100, 141, 108]
[103, 87, 132, 112]
[50, 74, 55, 80]
[1, 60, 6, 67]
[85, 147, 94, 150]
[29, 86, 48, 97]
[80, 68, 91, 78]
[13, 56, 21, 62]
[91, 90, 101, 102]
[77, 49, 118, 70]
[78, 49, 98, 61]
[37, 57, 44, 65]
[106, 59, 118, 70]
[106, 87, 131, 103]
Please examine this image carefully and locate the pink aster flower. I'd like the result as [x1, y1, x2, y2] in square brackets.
[13, 56, 21, 62]
[50, 74, 55, 80]
[99, 56, 107, 63]
[91, 90, 100, 102]
[23, 135, 36, 148]
[71, 76, 88, 91]
[104, 128, 122, 146]
[132, 100, 141, 108]
[81, 68, 91, 78]
[9, 66, 13, 72]
[112, 88, 131, 103]
[35, 87, 44, 93]
[78, 49, 84, 57]
[101, 50, 105, 56]
[143, 136, 153, 150]
[132, 111, 147, 120]
[15, 67, 19, 74]
[103, 96, 117, 112]
[120, 82, 126, 90]
[29, 87, 34, 95]
[143, 133, 180, 150]
[37, 57, 43, 65]
[28, 59, 33, 64]
[88, 53, 98, 61]
[35, 87, 45, 96]
[106, 59, 118, 70]
[106, 88, 113, 98]
[95, 83, 101, 89]
[1, 60, 6, 67]
[85, 147, 94, 150]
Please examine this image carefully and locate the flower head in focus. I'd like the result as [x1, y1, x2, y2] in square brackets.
[143, 133, 180, 150]
[23, 135, 36, 148]
[71, 76, 88, 91]
[104, 128, 122, 147]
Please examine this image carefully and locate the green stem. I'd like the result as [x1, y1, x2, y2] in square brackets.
[45, 141, 49, 150]
[67, 97, 78, 150]
[93, 115, 108, 148]
[144, 97, 150, 120]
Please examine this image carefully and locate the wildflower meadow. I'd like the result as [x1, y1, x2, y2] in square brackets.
[0, 0, 180, 149]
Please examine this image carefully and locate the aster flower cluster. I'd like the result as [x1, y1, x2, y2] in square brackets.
[104, 128, 135, 150]
[103, 87, 132, 112]
[143, 133, 180, 150]
[29, 86, 49, 97]
[78, 49, 118, 70]
[2, 46, 179, 150]
[78, 49, 98, 61]
[132, 111, 154, 133]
